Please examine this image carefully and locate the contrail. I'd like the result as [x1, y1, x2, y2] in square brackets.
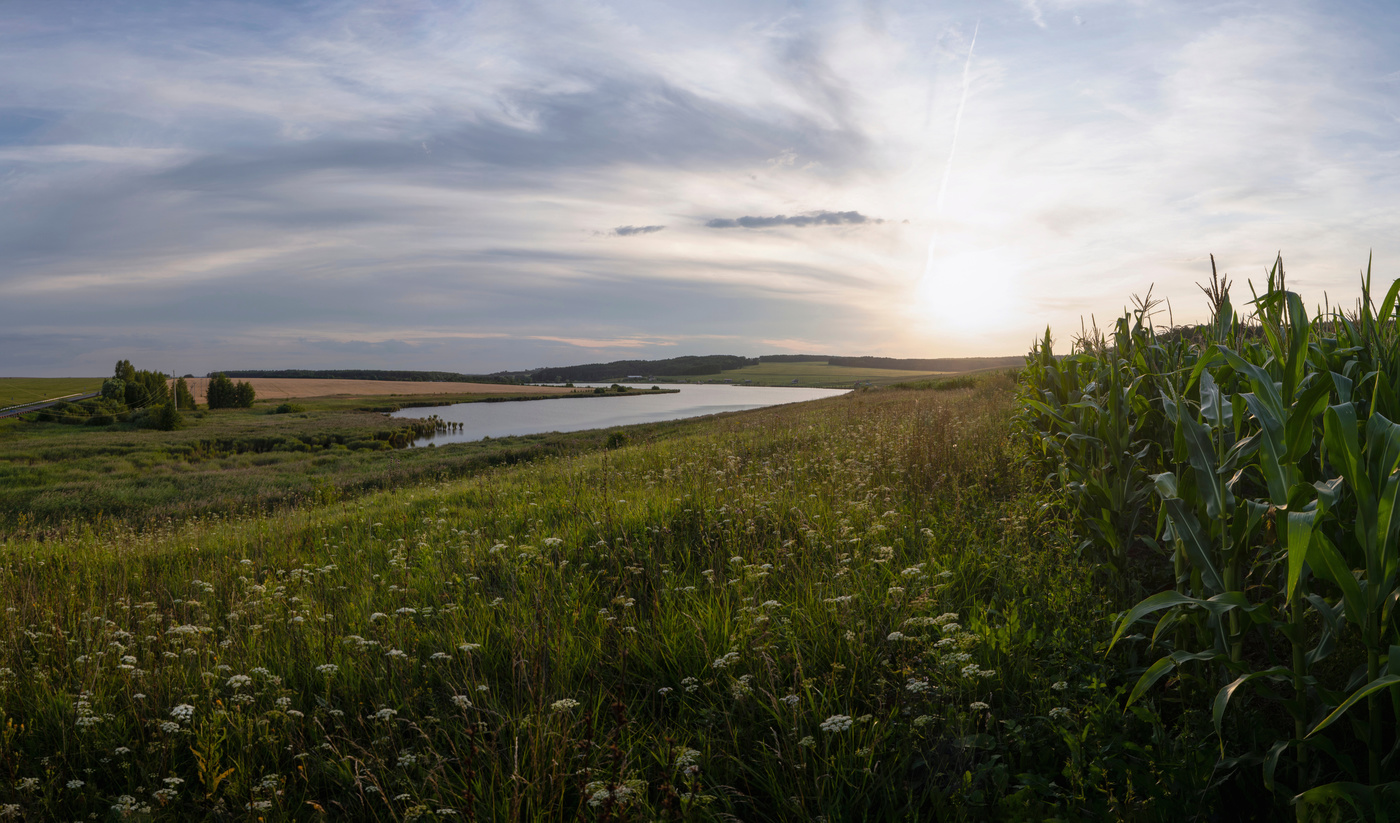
[935, 21, 978, 215]
[923, 22, 978, 278]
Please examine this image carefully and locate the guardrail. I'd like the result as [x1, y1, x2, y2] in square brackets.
[0, 392, 102, 419]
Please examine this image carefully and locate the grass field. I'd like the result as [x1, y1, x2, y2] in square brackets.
[0, 375, 1254, 820]
[0, 377, 103, 408]
[648, 361, 956, 388]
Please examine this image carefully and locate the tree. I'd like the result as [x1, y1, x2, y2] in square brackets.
[206, 373, 237, 409]
[233, 381, 256, 409]
[175, 378, 196, 411]
[101, 378, 126, 402]
[114, 360, 136, 382]
[151, 398, 183, 431]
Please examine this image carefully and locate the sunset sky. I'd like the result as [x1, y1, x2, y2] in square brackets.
[4, 0, 1399, 376]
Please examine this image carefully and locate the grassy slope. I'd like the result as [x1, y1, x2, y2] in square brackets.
[0, 377, 104, 407]
[0, 380, 1217, 821]
[650, 361, 953, 387]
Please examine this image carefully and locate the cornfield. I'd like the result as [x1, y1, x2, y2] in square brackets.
[1022, 256, 1400, 818]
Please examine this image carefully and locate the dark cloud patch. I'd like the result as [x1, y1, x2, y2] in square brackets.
[614, 225, 665, 236]
[706, 210, 880, 229]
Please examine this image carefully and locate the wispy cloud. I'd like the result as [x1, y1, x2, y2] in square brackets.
[1, 1, 1398, 374]
[706, 210, 880, 229]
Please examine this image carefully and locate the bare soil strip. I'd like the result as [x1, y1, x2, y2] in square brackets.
[175, 377, 574, 403]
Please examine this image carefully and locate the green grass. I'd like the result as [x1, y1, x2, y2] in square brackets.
[0, 393, 669, 528]
[0, 377, 104, 408]
[651, 361, 954, 388]
[0, 378, 1231, 821]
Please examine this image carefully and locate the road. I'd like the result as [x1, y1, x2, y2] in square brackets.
[0, 392, 101, 419]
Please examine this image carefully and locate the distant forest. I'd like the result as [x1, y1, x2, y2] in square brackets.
[524, 355, 756, 383]
[222, 354, 1025, 386]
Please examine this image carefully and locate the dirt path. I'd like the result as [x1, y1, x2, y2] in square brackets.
[173, 378, 574, 404]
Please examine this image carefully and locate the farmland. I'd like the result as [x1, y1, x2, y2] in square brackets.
[0, 377, 104, 409]
[177, 378, 574, 405]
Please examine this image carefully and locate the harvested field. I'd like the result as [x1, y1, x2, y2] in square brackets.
[174, 377, 575, 403]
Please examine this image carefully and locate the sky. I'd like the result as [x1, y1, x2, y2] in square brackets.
[3, 0, 1400, 376]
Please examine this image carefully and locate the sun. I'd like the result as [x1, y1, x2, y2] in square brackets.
[910, 246, 1025, 335]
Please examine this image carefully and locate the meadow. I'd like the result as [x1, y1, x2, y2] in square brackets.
[0, 375, 1229, 822]
[0, 392, 652, 529]
[655, 361, 953, 388]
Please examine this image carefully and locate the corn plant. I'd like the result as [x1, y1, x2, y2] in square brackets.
[1025, 256, 1400, 818]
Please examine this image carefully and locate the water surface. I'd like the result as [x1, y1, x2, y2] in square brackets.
[391, 383, 850, 446]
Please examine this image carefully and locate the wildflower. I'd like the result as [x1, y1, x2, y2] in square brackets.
[1051, 680, 1068, 691]
[551, 698, 580, 712]
[760, 600, 780, 608]
[16, 778, 38, 791]
[162, 777, 184, 786]
[395, 607, 417, 616]
[67, 779, 84, 789]
[905, 678, 930, 694]
[886, 631, 905, 642]
[476, 684, 490, 692]
[913, 715, 933, 727]
[113, 747, 131, 756]
[397, 753, 418, 767]
[781, 694, 800, 706]
[275, 697, 291, 709]
[372, 708, 398, 721]
[159, 721, 180, 733]
[227, 675, 252, 689]
[1048, 707, 1070, 719]
[431, 652, 451, 660]
[711, 651, 740, 669]
[681, 676, 700, 693]
[369, 613, 389, 622]
[969, 701, 990, 711]
[451, 695, 472, 708]
[386, 649, 408, 659]
[797, 736, 816, 747]
[170, 704, 195, 723]
[458, 643, 481, 653]
[819, 715, 853, 733]
[658, 687, 673, 695]
[316, 664, 339, 675]
[675, 748, 701, 768]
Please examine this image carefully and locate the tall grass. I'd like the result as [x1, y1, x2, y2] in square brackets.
[1022, 256, 1400, 818]
[0, 380, 1205, 820]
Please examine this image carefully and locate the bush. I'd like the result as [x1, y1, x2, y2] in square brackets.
[605, 430, 628, 449]
[271, 403, 305, 414]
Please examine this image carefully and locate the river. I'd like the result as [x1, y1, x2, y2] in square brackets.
[390, 383, 850, 446]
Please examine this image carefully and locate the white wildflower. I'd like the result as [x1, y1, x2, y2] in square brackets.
[819, 714, 853, 733]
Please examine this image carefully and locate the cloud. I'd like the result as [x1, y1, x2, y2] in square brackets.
[706, 210, 881, 229]
[613, 225, 666, 236]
